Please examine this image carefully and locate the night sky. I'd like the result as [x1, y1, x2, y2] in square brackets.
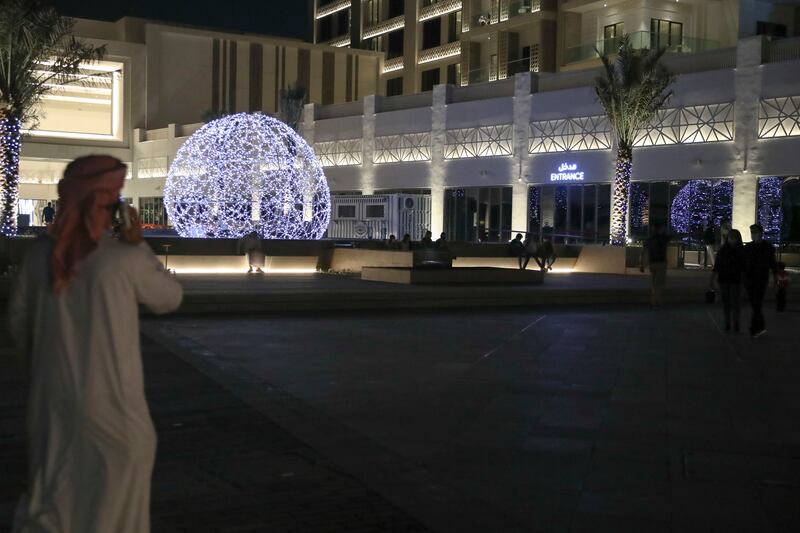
[49, 0, 313, 41]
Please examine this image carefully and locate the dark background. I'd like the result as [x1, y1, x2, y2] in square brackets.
[49, 0, 313, 40]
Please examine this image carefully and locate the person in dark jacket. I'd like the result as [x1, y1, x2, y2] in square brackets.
[743, 223, 777, 337]
[640, 223, 671, 307]
[712, 229, 745, 332]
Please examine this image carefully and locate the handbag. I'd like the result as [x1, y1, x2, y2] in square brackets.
[705, 289, 716, 304]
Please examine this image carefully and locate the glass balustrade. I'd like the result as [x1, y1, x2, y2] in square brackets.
[564, 31, 720, 65]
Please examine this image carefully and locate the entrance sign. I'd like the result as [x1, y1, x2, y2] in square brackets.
[550, 162, 585, 182]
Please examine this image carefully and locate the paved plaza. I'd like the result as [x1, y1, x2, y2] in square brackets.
[2, 296, 800, 532]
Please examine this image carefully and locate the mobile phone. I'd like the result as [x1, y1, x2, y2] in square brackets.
[118, 199, 131, 230]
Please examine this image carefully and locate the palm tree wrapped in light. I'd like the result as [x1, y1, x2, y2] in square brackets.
[595, 35, 674, 245]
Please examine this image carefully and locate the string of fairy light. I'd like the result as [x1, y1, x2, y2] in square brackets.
[164, 113, 331, 240]
[0, 115, 22, 236]
[757, 177, 783, 242]
[611, 153, 632, 244]
[668, 179, 733, 236]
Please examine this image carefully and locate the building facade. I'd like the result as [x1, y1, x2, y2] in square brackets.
[16, 17, 382, 227]
[303, 36, 800, 243]
[314, 0, 797, 96]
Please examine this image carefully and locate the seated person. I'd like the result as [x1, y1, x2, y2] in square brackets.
[385, 234, 398, 249]
[509, 233, 525, 269]
[400, 234, 412, 251]
[420, 230, 434, 248]
[435, 232, 448, 249]
[534, 237, 556, 271]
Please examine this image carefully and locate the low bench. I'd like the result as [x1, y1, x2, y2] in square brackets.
[156, 255, 319, 273]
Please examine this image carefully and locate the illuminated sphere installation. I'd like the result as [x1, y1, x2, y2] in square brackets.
[164, 113, 330, 239]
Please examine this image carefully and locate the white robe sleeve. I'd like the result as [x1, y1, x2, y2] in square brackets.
[133, 243, 183, 314]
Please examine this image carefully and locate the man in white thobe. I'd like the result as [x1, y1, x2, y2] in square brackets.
[9, 155, 183, 533]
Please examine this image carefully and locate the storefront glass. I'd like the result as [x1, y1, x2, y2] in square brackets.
[630, 179, 733, 242]
[445, 187, 512, 242]
[758, 176, 800, 243]
[527, 183, 611, 243]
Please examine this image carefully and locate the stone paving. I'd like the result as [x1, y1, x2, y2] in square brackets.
[2, 298, 800, 532]
[146, 303, 800, 532]
[0, 320, 428, 533]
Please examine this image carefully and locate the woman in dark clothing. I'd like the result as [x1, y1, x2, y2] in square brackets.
[712, 229, 745, 332]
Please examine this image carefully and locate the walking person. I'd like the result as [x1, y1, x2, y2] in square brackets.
[640, 223, 671, 307]
[743, 223, 777, 337]
[776, 261, 789, 312]
[703, 222, 715, 268]
[712, 229, 745, 332]
[42, 201, 55, 226]
[9, 155, 183, 533]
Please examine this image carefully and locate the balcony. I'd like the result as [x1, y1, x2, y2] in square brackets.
[466, 56, 531, 85]
[564, 31, 720, 67]
[466, 0, 541, 30]
[504, 0, 541, 21]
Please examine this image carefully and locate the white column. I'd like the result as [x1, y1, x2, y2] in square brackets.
[732, 36, 763, 235]
[430, 84, 449, 236]
[511, 72, 532, 235]
[361, 95, 377, 195]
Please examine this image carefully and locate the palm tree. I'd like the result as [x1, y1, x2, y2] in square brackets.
[595, 35, 674, 245]
[0, 0, 105, 235]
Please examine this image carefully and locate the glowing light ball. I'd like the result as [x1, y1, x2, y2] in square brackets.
[164, 113, 330, 239]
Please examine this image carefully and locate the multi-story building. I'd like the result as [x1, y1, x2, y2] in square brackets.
[304, 31, 800, 244]
[16, 16, 382, 227]
[314, 0, 797, 95]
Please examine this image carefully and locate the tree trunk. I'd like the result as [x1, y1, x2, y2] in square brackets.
[610, 145, 632, 245]
[0, 113, 22, 237]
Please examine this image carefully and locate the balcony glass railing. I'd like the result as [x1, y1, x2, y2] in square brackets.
[506, 57, 531, 76]
[564, 31, 720, 65]
[466, 57, 531, 85]
[467, 66, 490, 84]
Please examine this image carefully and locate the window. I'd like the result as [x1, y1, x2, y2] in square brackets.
[757, 21, 787, 38]
[139, 197, 169, 226]
[603, 22, 624, 55]
[448, 11, 462, 43]
[422, 18, 441, 50]
[387, 29, 404, 58]
[528, 184, 612, 244]
[336, 10, 350, 37]
[446, 63, 460, 85]
[445, 187, 513, 242]
[388, 0, 404, 18]
[337, 205, 356, 218]
[386, 76, 403, 96]
[25, 60, 124, 141]
[758, 176, 800, 243]
[363, 0, 380, 27]
[651, 19, 683, 50]
[365, 205, 385, 218]
[16, 199, 49, 227]
[629, 179, 733, 242]
[421, 68, 440, 92]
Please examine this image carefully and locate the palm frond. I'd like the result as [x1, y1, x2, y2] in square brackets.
[594, 34, 674, 149]
[0, 0, 106, 125]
